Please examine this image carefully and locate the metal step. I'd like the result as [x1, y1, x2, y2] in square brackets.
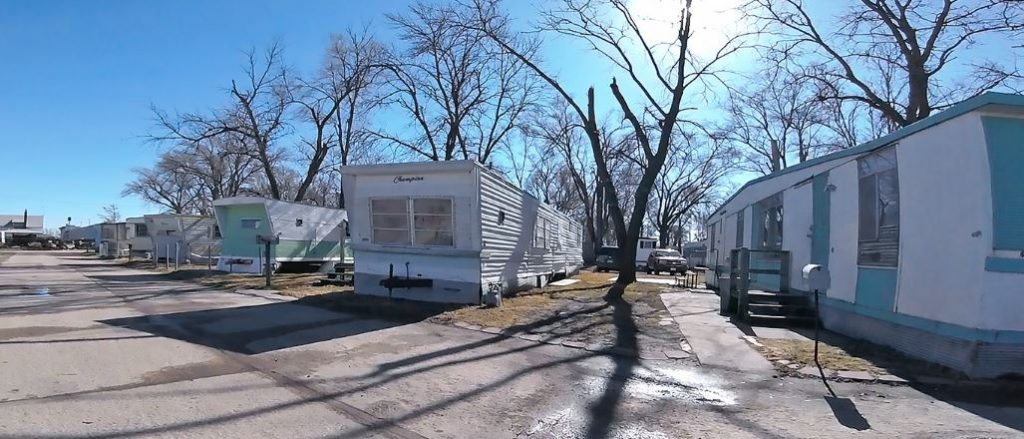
[746, 291, 810, 305]
[747, 303, 815, 317]
[746, 314, 817, 327]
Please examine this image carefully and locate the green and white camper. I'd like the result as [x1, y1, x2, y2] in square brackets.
[213, 197, 350, 273]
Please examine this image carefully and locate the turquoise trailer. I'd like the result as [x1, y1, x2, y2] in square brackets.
[213, 197, 350, 273]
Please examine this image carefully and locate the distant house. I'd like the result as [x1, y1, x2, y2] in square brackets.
[125, 216, 153, 256]
[707, 92, 1024, 378]
[212, 197, 349, 274]
[0, 211, 44, 246]
[61, 224, 99, 243]
[95, 222, 128, 258]
[144, 214, 219, 264]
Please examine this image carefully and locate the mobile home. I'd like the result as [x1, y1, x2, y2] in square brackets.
[635, 237, 658, 269]
[707, 92, 1024, 378]
[342, 160, 584, 304]
[125, 216, 152, 256]
[144, 214, 219, 264]
[97, 222, 128, 258]
[212, 197, 349, 274]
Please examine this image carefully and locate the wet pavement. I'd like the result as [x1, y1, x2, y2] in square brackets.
[1, 251, 1022, 438]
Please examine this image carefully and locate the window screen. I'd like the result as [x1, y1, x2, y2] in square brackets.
[240, 219, 260, 229]
[371, 198, 411, 245]
[413, 198, 453, 246]
[370, 198, 454, 246]
[534, 217, 547, 249]
[735, 208, 745, 248]
[709, 220, 717, 253]
[136, 224, 149, 237]
[758, 194, 783, 250]
[858, 147, 900, 266]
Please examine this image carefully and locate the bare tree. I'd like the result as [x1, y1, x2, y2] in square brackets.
[293, 30, 386, 203]
[329, 30, 388, 208]
[100, 204, 121, 223]
[379, 1, 537, 163]
[724, 64, 830, 175]
[153, 43, 291, 199]
[524, 103, 629, 262]
[472, 0, 750, 287]
[152, 134, 262, 213]
[122, 156, 205, 214]
[648, 135, 732, 247]
[745, 0, 1024, 128]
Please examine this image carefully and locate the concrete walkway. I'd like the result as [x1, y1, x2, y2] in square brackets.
[661, 290, 775, 376]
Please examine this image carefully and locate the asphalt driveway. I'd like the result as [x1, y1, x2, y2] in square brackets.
[1, 251, 1021, 438]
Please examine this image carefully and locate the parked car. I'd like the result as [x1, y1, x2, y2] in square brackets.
[595, 246, 620, 272]
[646, 249, 688, 275]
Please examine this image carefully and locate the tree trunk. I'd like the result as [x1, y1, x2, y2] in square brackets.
[583, 213, 596, 264]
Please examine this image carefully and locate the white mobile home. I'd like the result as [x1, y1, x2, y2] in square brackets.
[707, 92, 1024, 378]
[213, 197, 349, 274]
[342, 160, 584, 304]
[144, 214, 219, 264]
[98, 222, 128, 258]
[125, 216, 152, 256]
[635, 237, 658, 269]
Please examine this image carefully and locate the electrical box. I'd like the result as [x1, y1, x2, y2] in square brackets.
[802, 264, 831, 292]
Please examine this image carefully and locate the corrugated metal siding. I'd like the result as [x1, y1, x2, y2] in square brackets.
[478, 169, 583, 293]
[822, 305, 1024, 378]
[973, 343, 1024, 378]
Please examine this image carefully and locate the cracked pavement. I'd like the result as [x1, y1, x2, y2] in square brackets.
[1, 251, 1021, 438]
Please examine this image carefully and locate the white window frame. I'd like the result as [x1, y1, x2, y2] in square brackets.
[857, 147, 900, 267]
[369, 197, 455, 247]
[533, 216, 548, 250]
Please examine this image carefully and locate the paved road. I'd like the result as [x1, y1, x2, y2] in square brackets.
[1, 251, 1021, 438]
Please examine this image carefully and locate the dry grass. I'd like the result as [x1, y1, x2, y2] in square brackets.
[432, 271, 668, 329]
[189, 272, 348, 299]
[755, 338, 886, 374]
[120, 260, 348, 298]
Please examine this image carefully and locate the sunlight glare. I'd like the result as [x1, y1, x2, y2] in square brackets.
[628, 0, 744, 55]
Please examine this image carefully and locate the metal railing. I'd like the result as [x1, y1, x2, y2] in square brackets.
[722, 248, 791, 319]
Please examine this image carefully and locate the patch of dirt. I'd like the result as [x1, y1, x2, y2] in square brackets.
[754, 334, 964, 380]
[430, 271, 685, 356]
[755, 338, 886, 374]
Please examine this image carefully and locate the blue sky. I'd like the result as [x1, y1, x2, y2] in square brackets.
[0, 0, 620, 230]
[2, 1, 1013, 231]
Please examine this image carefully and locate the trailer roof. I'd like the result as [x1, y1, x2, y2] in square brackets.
[711, 92, 1024, 218]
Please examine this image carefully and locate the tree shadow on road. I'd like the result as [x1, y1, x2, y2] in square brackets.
[583, 284, 638, 439]
[26, 284, 670, 439]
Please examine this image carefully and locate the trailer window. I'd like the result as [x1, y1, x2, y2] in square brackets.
[858, 147, 900, 266]
[371, 198, 411, 245]
[370, 197, 453, 247]
[532, 217, 545, 249]
[413, 198, 453, 246]
[240, 219, 260, 230]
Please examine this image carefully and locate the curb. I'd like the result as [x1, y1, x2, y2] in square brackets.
[447, 321, 694, 361]
[779, 363, 913, 385]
